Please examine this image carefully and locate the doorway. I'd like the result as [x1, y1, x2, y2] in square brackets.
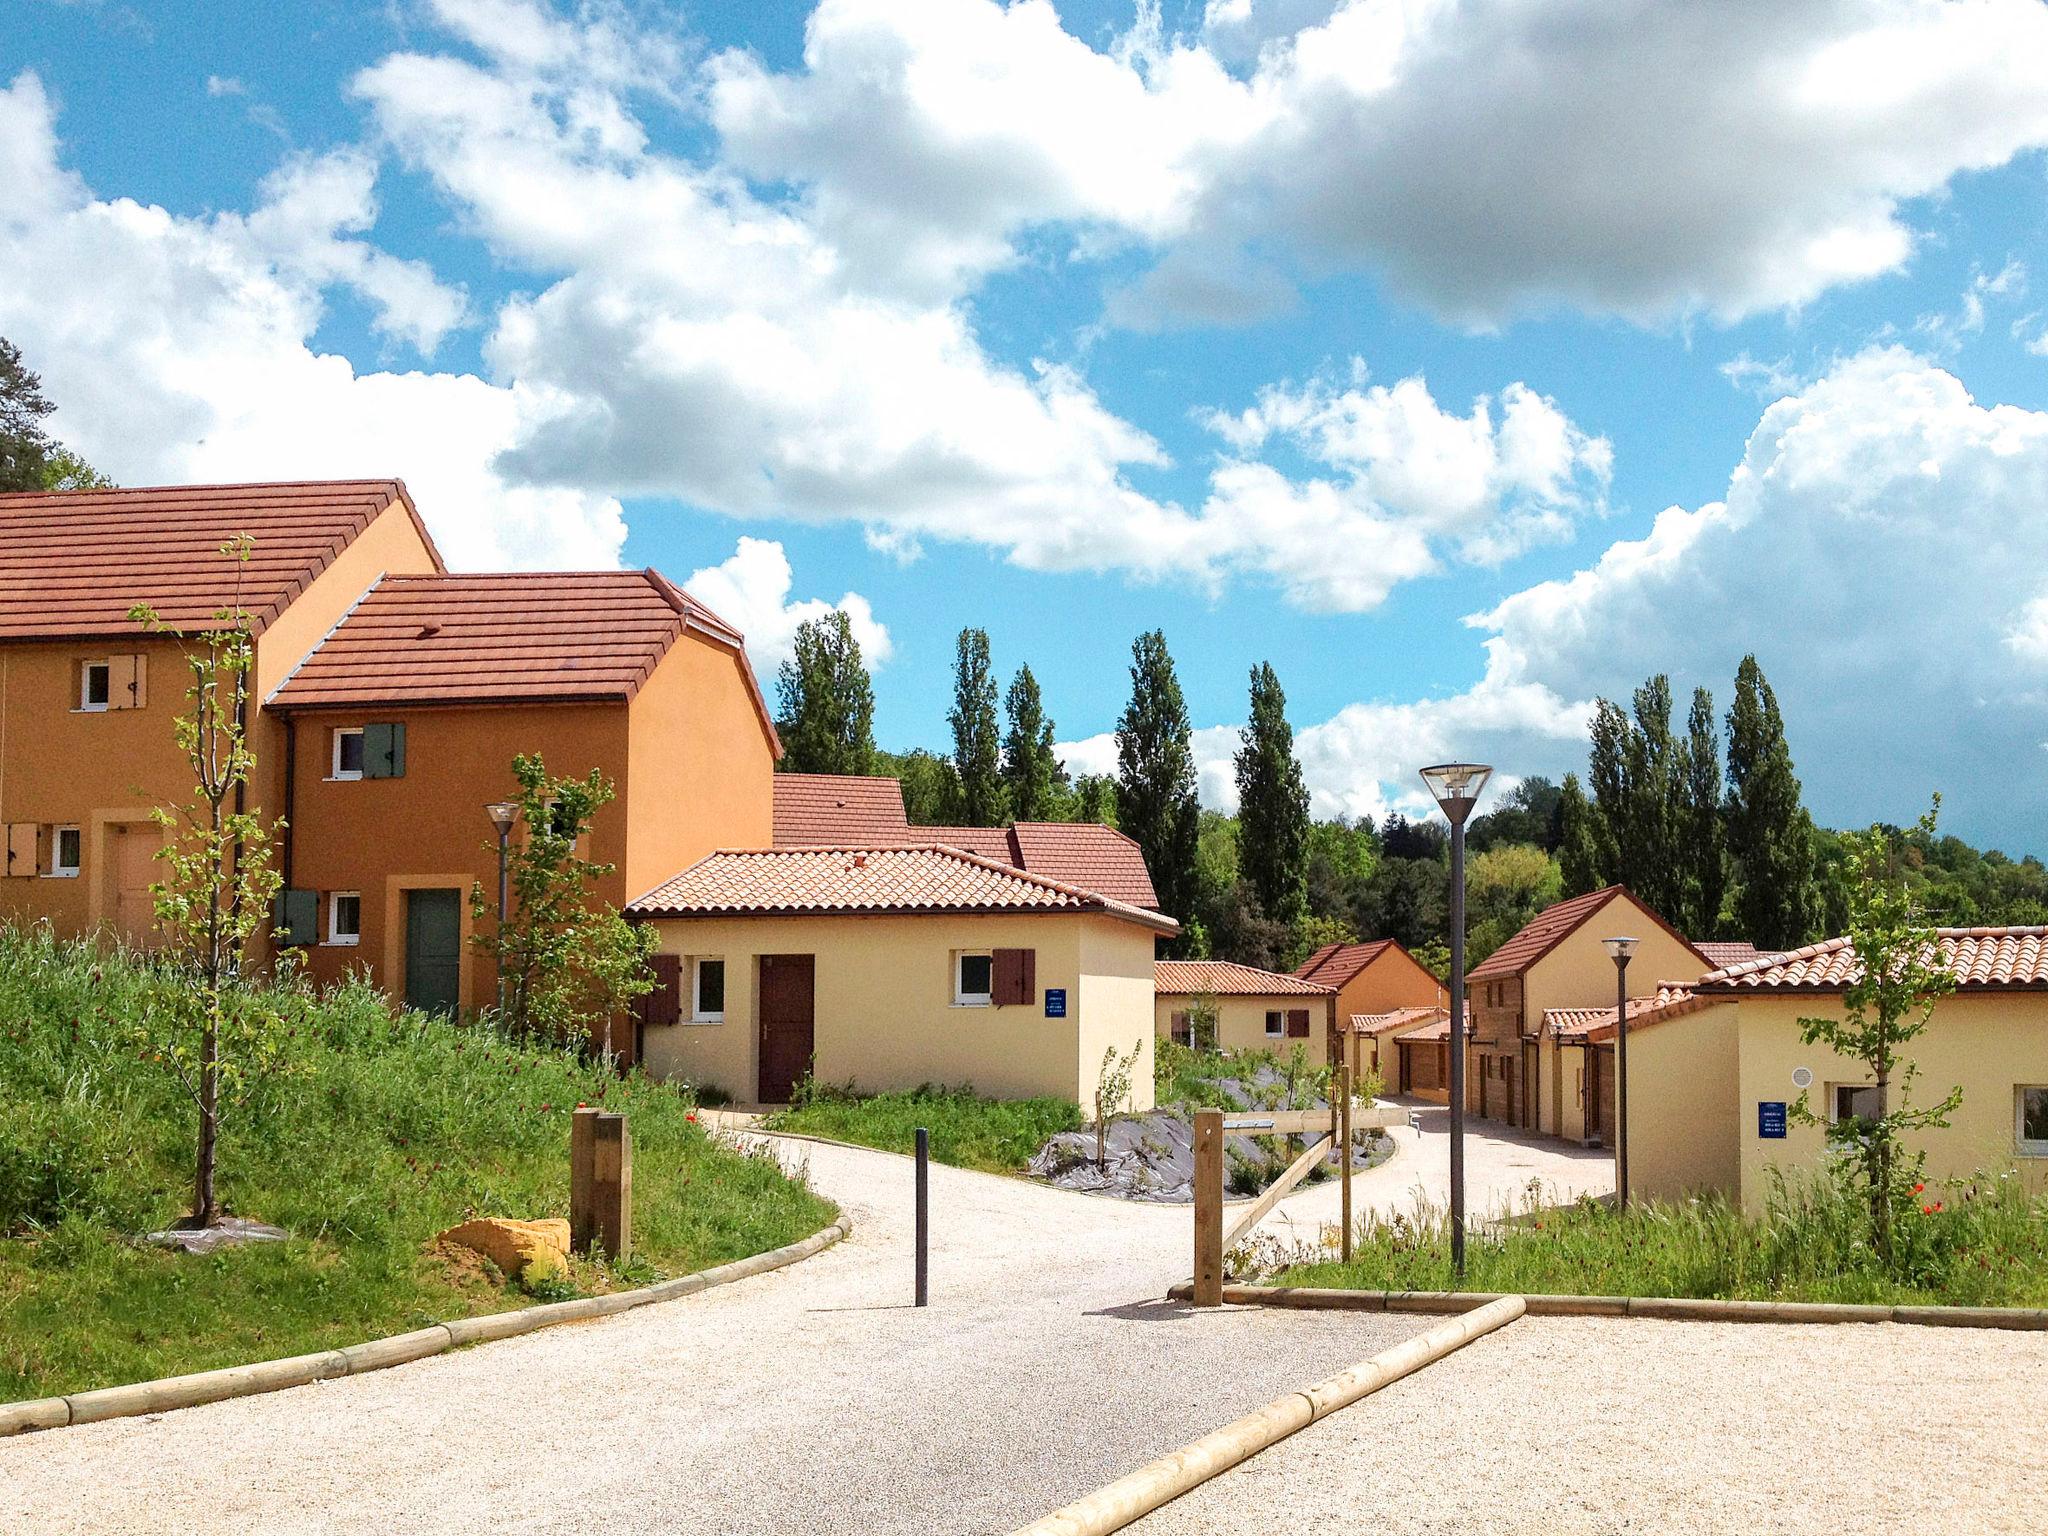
[403, 888, 463, 1015]
[757, 953, 815, 1104]
[104, 821, 163, 947]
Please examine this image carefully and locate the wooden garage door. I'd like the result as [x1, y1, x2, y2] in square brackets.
[758, 954, 815, 1105]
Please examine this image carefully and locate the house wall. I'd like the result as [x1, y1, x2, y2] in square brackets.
[1153, 993, 1321, 1056]
[642, 911, 1158, 1109]
[1331, 948, 1444, 1022]
[1400, 1038, 1451, 1103]
[1620, 1002, 1741, 1202]
[621, 632, 776, 902]
[1731, 992, 2048, 1213]
[285, 703, 630, 1013]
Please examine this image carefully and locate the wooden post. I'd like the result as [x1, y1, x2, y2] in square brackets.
[1339, 1062, 1354, 1265]
[594, 1112, 632, 1262]
[1194, 1107, 1223, 1307]
[570, 1105, 599, 1255]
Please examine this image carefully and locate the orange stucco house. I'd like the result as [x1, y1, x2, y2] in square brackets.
[0, 480, 780, 1029]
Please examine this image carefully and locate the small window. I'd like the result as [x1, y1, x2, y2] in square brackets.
[2017, 1086, 2048, 1156]
[328, 891, 361, 946]
[693, 957, 726, 1022]
[80, 662, 111, 711]
[1170, 1010, 1191, 1047]
[332, 728, 365, 780]
[1831, 1083, 1882, 1124]
[50, 826, 81, 877]
[955, 951, 993, 1007]
[1265, 1009, 1284, 1038]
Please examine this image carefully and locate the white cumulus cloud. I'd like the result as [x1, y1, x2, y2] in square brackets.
[681, 536, 892, 677]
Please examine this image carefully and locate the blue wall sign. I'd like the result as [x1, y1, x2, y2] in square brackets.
[1044, 987, 1067, 1018]
[1758, 1101, 1788, 1139]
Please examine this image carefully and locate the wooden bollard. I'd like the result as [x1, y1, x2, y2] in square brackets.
[1193, 1107, 1223, 1307]
[594, 1112, 631, 1263]
[570, 1106, 599, 1254]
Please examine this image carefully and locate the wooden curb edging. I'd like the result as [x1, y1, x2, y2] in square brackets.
[1008, 1295, 1526, 1536]
[0, 1216, 852, 1439]
[1163, 1281, 2048, 1330]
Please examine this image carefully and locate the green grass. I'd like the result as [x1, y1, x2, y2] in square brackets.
[1266, 1174, 2048, 1306]
[0, 927, 837, 1399]
[763, 1083, 1082, 1174]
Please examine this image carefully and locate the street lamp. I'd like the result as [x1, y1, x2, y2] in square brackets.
[485, 801, 519, 1018]
[1420, 761, 1492, 1278]
[1603, 935, 1638, 1213]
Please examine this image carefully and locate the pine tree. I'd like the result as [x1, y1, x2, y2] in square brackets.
[1726, 655, 1816, 950]
[1000, 665, 1064, 822]
[1681, 686, 1727, 937]
[0, 337, 56, 491]
[949, 628, 1006, 826]
[1233, 662, 1310, 925]
[1115, 630, 1201, 952]
[773, 610, 875, 776]
[1556, 773, 1605, 898]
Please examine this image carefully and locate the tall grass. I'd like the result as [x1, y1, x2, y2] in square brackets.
[0, 925, 836, 1398]
[1266, 1170, 2048, 1305]
[765, 1082, 1082, 1174]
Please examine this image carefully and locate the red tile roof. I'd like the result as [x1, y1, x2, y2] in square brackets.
[268, 571, 777, 747]
[1693, 928, 2048, 993]
[1295, 939, 1398, 988]
[1391, 1006, 1470, 1043]
[1348, 1005, 1446, 1037]
[773, 775, 913, 846]
[1154, 960, 1332, 997]
[1467, 885, 1707, 982]
[627, 845, 1178, 933]
[1009, 822, 1158, 909]
[0, 479, 443, 639]
[1546, 985, 1701, 1040]
[1695, 941, 1767, 969]
[920, 825, 1017, 862]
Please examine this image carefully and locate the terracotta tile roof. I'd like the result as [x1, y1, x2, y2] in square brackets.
[1546, 985, 1700, 1040]
[268, 571, 777, 747]
[1696, 941, 1767, 969]
[1154, 960, 1332, 997]
[1348, 1005, 1446, 1037]
[1467, 884, 1707, 982]
[0, 479, 443, 639]
[919, 825, 1017, 862]
[773, 775, 912, 846]
[1295, 939, 1399, 987]
[628, 845, 1179, 933]
[1693, 928, 2048, 994]
[1391, 1006, 1469, 1043]
[1010, 822, 1158, 909]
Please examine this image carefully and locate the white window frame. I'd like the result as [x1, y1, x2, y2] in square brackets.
[954, 950, 993, 1008]
[48, 825, 81, 878]
[2017, 1085, 2048, 1158]
[691, 956, 726, 1023]
[327, 891, 361, 947]
[1830, 1082, 1882, 1124]
[1264, 1008, 1285, 1038]
[331, 727, 365, 781]
[79, 660, 111, 712]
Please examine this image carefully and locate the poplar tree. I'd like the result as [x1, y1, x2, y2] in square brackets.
[1074, 774, 1119, 828]
[1624, 674, 1682, 918]
[1115, 630, 1200, 951]
[1586, 698, 1630, 887]
[1681, 686, 1728, 937]
[773, 611, 876, 776]
[1556, 773, 1605, 898]
[1233, 662, 1310, 925]
[1000, 665, 1064, 822]
[1726, 654, 1816, 950]
[949, 628, 1006, 826]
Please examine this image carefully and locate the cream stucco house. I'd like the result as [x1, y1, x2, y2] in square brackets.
[629, 844, 1174, 1107]
[1153, 959, 1335, 1056]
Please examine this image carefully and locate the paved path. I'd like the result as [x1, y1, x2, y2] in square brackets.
[0, 1133, 1429, 1536]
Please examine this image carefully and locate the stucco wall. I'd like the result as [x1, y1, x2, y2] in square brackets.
[1153, 992, 1318, 1056]
[642, 911, 1158, 1108]
[622, 632, 776, 901]
[1332, 948, 1444, 1022]
[1621, 1002, 1740, 1200]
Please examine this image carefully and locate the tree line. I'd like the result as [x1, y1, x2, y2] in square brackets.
[1, 338, 111, 491]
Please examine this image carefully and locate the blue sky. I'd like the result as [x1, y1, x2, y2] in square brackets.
[8, 0, 2048, 853]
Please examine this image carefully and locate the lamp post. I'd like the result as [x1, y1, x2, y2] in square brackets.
[485, 801, 519, 1019]
[1603, 935, 1637, 1212]
[1420, 761, 1492, 1279]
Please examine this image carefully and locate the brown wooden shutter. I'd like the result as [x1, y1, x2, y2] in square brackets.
[1286, 1007, 1311, 1038]
[5, 823, 36, 877]
[644, 953, 681, 1026]
[1170, 1010, 1190, 1046]
[991, 948, 1036, 1007]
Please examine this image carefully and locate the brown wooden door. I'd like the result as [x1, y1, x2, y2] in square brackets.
[1585, 1051, 1605, 1146]
[106, 822, 163, 947]
[757, 954, 815, 1104]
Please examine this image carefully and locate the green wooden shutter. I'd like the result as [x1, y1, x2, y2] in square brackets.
[272, 888, 318, 947]
[363, 722, 407, 778]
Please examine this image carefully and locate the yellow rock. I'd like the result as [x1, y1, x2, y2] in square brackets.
[436, 1217, 571, 1284]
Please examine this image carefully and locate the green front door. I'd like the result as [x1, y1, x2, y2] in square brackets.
[404, 888, 463, 1015]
